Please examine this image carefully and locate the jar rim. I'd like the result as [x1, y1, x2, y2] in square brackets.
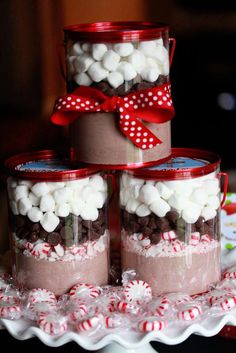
[5, 150, 100, 181]
[64, 21, 169, 43]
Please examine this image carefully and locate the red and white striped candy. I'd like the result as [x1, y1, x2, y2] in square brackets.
[148, 297, 170, 317]
[0, 299, 21, 319]
[29, 301, 57, 314]
[201, 234, 211, 243]
[70, 283, 101, 301]
[166, 293, 191, 305]
[138, 318, 166, 332]
[104, 315, 121, 328]
[171, 239, 183, 253]
[206, 289, 233, 305]
[0, 276, 9, 290]
[38, 312, 67, 335]
[218, 296, 236, 311]
[0, 289, 19, 303]
[69, 304, 88, 322]
[113, 300, 139, 314]
[177, 304, 202, 321]
[189, 232, 200, 246]
[28, 288, 57, 304]
[31, 243, 51, 259]
[223, 266, 236, 279]
[77, 315, 101, 332]
[161, 231, 177, 241]
[124, 279, 152, 304]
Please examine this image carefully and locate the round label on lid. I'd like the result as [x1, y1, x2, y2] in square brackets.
[146, 157, 209, 171]
[16, 159, 76, 173]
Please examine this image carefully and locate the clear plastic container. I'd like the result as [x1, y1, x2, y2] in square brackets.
[120, 148, 228, 296]
[53, 22, 176, 168]
[5, 150, 109, 295]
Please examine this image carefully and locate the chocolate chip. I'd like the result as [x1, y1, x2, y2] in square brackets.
[195, 216, 205, 229]
[106, 87, 116, 97]
[82, 226, 87, 234]
[138, 216, 149, 226]
[16, 227, 26, 239]
[150, 233, 161, 244]
[39, 230, 48, 241]
[88, 230, 100, 241]
[15, 215, 25, 228]
[63, 238, 74, 247]
[176, 218, 185, 230]
[166, 211, 179, 224]
[47, 232, 61, 246]
[30, 223, 41, 233]
[156, 75, 168, 86]
[148, 216, 157, 229]
[29, 232, 38, 243]
[141, 227, 153, 237]
[128, 221, 140, 234]
[206, 218, 215, 227]
[60, 226, 73, 240]
[116, 83, 130, 96]
[136, 82, 155, 91]
[82, 220, 93, 229]
[155, 218, 170, 232]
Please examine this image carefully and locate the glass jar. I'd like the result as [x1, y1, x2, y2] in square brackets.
[120, 148, 228, 296]
[5, 151, 109, 295]
[54, 22, 176, 168]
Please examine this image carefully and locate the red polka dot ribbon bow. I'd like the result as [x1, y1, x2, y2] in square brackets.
[51, 83, 175, 150]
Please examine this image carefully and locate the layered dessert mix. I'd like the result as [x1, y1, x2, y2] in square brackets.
[7, 174, 109, 295]
[120, 170, 221, 296]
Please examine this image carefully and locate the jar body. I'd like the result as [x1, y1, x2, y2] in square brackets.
[120, 172, 221, 295]
[7, 174, 109, 295]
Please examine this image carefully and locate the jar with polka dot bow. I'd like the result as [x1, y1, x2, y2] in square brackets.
[51, 21, 176, 168]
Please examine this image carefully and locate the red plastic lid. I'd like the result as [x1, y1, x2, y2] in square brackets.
[5, 150, 100, 181]
[126, 148, 221, 180]
[64, 21, 169, 43]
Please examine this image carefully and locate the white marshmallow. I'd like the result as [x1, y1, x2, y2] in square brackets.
[55, 203, 70, 217]
[203, 179, 220, 196]
[47, 182, 66, 192]
[120, 187, 131, 207]
[125, 198, 141, 214]
[71, 42, 84, 55]
[182, 202, 201, 224]
[92, 43, 107, 60]
[40, 211, 60, 232]
[29, 192, 40, 206]
[117, 62, 137, 81]
[201, 206, 217, 221]
[27, 207, 43, 223]
[165, 181, 193, 197]
[18, 180, 33, 187]
[53, 187, 73, 204]
[127, 50, 146, 74]
[155, 38, 164, 46]
[74, 72, 92, 86]
[74, 54, 94, 73]
[88, 62, 109, 82]
[81, 43, 91, 52]
[160, 59, 169, 76]
[18, 197, 32, 216]
[168, 194, 189, 211]
[102, 50, 120, 71]
[31, 182, 49, 197]
[207, 195, 220, 210]
[70, 199, 85, 217]
[87, 191, 105, 208]
[146, 57, 160, 69]
[8, 177, 18, 188]
[138, 41, 156, 56]
[136, 204, 151, 217]
[80, 204, 98, 221]
[54, 244, 64, 257]
[190, 188, 208, 206]
[107, 72, 124, 88]
[40, 195, 55, 212]
[155, 182, 173, 200]
[126, 175, 144, 188]
[89, 175, 105, 192]
[67, 179, 89, 189]
[13, 185, 29, 201]
[139, 185, 160, 205]
[81, 185, 94, 201]
[150, 198, 170, 217]
[10, 201, 19, 215]
[130, 184, 142, 199]
[67, 56, 76, 76]
[151, 45, 169, 64]
[113, 43, 134, 57]
[140, 67, 160, 82]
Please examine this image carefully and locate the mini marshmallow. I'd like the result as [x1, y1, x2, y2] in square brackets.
[167, 194, 189, 211]
[146, 57, 160, 69]
[107, 72, 124, 88]
[92, 43, 108, 61]
[71, 42, 84, 55]
[207, 195, 220, 210]
[67, 56, 76, 77]
[182, 202, 201, 224]
[53, 187, 73, 204]
[165, 181, 193, 197]
[88, 62, 109, 82]
[138, 41, 156, 56]
[136, 204, 151, 217]
[120, 188, 131, 207]
[125, 198, 141, 214]
[113, 43, 134, 57]
[160, 60, 169, 76]
[74, 54, 94, 73]
[127, 50, 146, 74]
[130, 184, 142, 199]
[29, 192, 40, 206]
[55, 203, 70, 218]
[87, 191, 105, 208]
[140, 67, 160, 82]
[40, 195, 55, 212]
[121, 174, 144, 188]
[155, 38, 164, 46]
[40, 211, 59, 232]
[47, 182, 66, 192]
[190, 188, 208, 206]
[31, 182, 49, 197]
[81, 185, 94, 201]
[27, 207, 43, 223]
[151, 45, 169, 64]
[13, 185, 29, 201]
[8, 177, 18, 188]
[74, 72, 92, 86]
[10, 201, 19, 215]
[18, 197, 32, 216]
[150, 198, 171, 217]
[117, 62, 137, 81]
[201, 206, 217, 221]
[18, 180, 33, 187]
[66, 179, 89, 189]
[89, 175, 105, 192]
[70, 199, 85, 216]
[203, 179, 220, 196]
[139, 185, 160, 205]
[155, 182, 173, 200]
[80, 204, 98, 221]
[102, 50, 120, 71]
[81, 43, 91, 52]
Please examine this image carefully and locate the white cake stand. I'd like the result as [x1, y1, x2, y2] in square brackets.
[1, 308, 236, 353]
